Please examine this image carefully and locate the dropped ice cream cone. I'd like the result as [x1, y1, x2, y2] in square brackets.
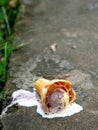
[35, 78, 76, 113]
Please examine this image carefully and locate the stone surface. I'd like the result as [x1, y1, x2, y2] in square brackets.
[8, 47, 74, 90]
[1, 52, 97, 129]
[1, 0, 98, 130]
[1, 107, 98, 130]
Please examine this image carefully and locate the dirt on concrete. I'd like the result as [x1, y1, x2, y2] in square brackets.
[0, 0, 98, 130]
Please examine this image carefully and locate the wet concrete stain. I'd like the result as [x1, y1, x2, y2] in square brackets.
[1, 0, 98, 130]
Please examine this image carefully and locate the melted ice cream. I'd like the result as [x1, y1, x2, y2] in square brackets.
[2, 89, 83, 119]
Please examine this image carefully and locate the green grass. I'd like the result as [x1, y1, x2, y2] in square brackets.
[0, 0, 20, 102]
[0, 37, 13, 83]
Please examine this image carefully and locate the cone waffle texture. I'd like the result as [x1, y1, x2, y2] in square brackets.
[35, 78, 76, 112]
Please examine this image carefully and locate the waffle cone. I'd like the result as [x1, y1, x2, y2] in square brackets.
[35, 78, 76, 112]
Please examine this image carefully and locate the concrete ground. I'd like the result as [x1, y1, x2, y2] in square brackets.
[1, 0, 98, 130]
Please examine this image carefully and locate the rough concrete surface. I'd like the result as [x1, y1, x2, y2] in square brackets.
[1, 0, 98, 130]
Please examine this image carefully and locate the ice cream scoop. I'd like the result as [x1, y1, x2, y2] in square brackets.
[35, 78, 76, 114]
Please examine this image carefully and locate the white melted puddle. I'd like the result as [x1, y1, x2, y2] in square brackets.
[2, 89, 83, 119]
